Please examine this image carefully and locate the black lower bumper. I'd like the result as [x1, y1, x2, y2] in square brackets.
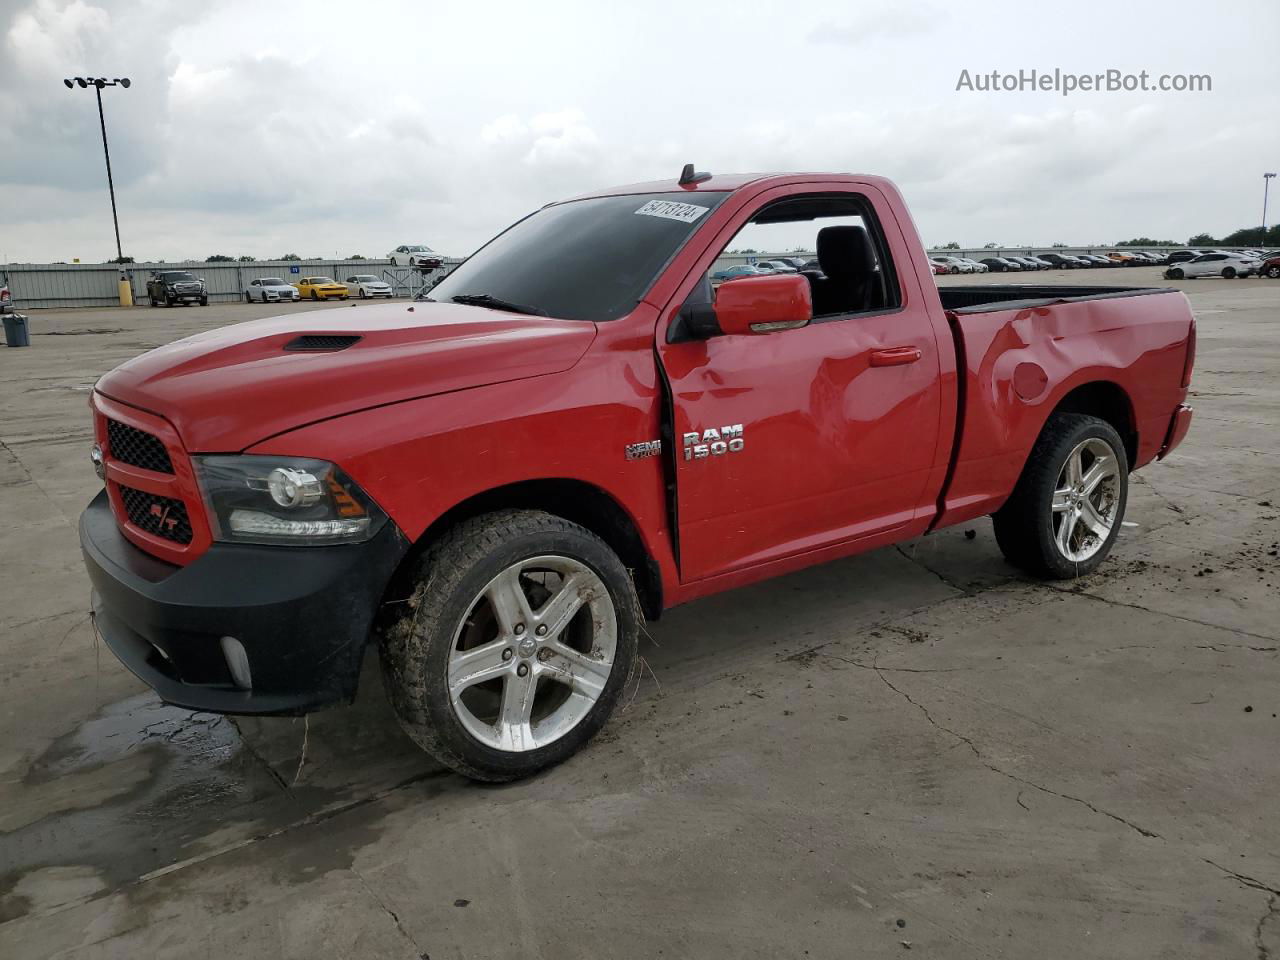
[79, 489, 407, 715]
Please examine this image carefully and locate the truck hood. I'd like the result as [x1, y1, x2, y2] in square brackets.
[96, 301, 596, 451]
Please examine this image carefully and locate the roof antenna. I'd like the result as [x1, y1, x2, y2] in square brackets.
[679, 163, 711, 186]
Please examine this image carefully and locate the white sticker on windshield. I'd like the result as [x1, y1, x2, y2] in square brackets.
[634, 199, 710, 224]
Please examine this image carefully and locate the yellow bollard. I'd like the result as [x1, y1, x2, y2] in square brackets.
[118, 271, 133, 307]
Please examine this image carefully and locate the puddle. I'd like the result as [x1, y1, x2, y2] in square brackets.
[0, 694, 289, 916]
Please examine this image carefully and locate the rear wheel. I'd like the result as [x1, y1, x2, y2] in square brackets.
[1267, 265, 1280, 279]
[992, 413, 1128, 579]
[380, 510, 639, 781]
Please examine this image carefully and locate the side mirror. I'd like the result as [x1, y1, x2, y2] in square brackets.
[714, 273, 812, 336]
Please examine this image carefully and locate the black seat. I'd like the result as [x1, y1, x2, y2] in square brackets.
[806, 225, 877, 316]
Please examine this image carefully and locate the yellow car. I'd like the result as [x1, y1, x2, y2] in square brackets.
[294, 276, 349, 300]
[1106, 252, 1137, 265]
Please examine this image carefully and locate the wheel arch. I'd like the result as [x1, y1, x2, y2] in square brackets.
[383, 478, 663, 621]
[1043, 379, 1138, 468]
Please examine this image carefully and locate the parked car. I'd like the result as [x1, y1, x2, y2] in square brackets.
[80, 168, 1195, 782]
[1259, 254, 1280, 279]
[294, 276, 349, 300]
[769, 257, 810, 270]
[1078, 254, 1115, 268]
[932, 256, 973, 274]
[1105, 252, 1138, 266]
[345, 275, 394, 299]
[1128, 251, 1164, 264]
[244, 277, 300, 303]
[1164, 252, 1260, 279]
[929, 258, 953, 275]
[752, 259, 799, 274]
[1037, 253, 1082, 269]
[1017, 256, 1052, 271]
[1164, 250, 1200, 265]
[980, 257, 1022, 272]
[147, 270, 207, 307]
[711, 264, 764, 281]
[959, 258, 988, 273]
[0, 282, 10, 314]
[388, 245, 443, 269]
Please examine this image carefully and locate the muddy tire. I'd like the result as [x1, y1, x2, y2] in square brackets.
[992, 413, 1128, 579]
[380, 510, 639, 781]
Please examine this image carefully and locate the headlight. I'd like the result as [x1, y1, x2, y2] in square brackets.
[194, 455, 388, 546]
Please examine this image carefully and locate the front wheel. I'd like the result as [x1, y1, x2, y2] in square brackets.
[1222, 267, 1236, 279]
[1267, 265, 1280, 279]
[1167, 268, 1184, 279]
[311, 290, 319, 300]
[992, 413, 1128, 579]
[380, 510, 639, 781]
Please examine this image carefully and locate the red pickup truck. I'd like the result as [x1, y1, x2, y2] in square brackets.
[80, 169, 1195, 780]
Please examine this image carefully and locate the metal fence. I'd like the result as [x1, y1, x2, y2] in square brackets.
[0, 259, 464, 309]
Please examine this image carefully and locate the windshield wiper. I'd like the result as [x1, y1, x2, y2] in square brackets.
[448, 293, 548, 317]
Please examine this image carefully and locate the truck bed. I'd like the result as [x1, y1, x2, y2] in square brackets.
[939, 284, 1173, 315]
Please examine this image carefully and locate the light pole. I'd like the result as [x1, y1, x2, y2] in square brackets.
[1264, 173, 1277, 243]
[63, 76, 131, 262]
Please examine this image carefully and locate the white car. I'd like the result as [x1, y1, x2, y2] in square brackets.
[932, 256, 974, 274]
[388, 245, 442, 268]
[1164, 252, 1260, 279]
[244, 277, 300, 303]
[345, 274, 394, 299]
[751, 259, 799, 274]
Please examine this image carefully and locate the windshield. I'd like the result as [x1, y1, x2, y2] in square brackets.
[261, 278, 285, 285]
[161, 272, 196, 282]
[407, 246, 431, 252]
[430, 192, 728, 322]
[353, 275, 378, 282]
[310, 277, 336, 284]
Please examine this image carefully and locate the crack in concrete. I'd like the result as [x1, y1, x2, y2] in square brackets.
[821, 652, 970, 675]
[1196, 643, 1279, 654]
[892, 543, 975, 595]
[869, 653, 1162, 840]
[1063, 589, 1280, 644]
[1133, 474, 1186, 515]
[352, 865, 426, 957]
[1258, 895, 1277, 960]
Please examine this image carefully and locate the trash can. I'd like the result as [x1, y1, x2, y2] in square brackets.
[3, 312, 30, 348]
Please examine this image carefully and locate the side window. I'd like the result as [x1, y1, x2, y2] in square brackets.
[705, 192, 901, 320]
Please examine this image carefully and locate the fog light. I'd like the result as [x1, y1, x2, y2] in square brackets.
[220, 636, 253, 689]
[90, 443, 105, 480]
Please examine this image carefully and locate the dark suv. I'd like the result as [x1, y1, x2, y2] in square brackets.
[147, 271, 208, 307]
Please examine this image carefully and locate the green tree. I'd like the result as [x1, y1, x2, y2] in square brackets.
[1187, 233, 1218, 246]
[1051, 242, 1067, 248]
[982, 242, 999, 249]
[237, 255, 255, 262]
[205, 254, 234, 262]
[279, 253, 302, 261]
[940, 241, 960, 250]
[110, 255, 135, 264]
[347, 254, 367, 260]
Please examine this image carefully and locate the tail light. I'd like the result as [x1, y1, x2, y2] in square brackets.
[1181, 317, 1196, 388]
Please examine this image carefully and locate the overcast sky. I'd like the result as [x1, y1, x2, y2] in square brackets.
[2, 0, 1276, 263]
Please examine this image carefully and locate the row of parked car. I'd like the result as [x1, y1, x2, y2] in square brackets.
[931, 248, 1280, 276]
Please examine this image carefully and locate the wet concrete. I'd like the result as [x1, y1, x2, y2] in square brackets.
[1, 271, 1277, 958]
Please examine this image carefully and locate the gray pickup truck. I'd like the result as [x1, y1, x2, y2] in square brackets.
[146, 270, 208, 307]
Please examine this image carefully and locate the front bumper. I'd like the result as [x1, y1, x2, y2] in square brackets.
[80, 489, 407, 715]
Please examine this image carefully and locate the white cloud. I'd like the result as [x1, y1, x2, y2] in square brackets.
[1, 0, 1276, 262]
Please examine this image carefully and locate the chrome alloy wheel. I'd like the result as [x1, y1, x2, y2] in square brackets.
[1051, 437, 1121, 563]
[447, 556, 617, 752]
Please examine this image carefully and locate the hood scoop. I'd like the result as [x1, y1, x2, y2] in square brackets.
[284, 334, 362, 352]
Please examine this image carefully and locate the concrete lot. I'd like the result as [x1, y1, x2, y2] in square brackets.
[1, 268, 1277, 958]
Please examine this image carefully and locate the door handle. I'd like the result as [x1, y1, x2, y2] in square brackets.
[869, 346, 922, 367]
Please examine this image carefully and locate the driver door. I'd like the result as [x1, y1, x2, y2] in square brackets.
[657, 183, 948, 583]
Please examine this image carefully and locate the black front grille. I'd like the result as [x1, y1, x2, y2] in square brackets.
[107, 419, 173, 474]
[118, 485, 193, 544]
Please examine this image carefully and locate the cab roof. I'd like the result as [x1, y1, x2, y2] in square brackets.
[562, 172, 875, 203]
